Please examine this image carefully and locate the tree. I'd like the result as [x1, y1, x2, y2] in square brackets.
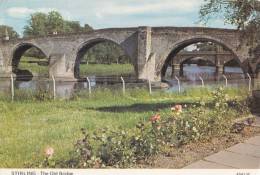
[46, 11, 64, 34]
[199, 0, 260, 47]
[23, 12, 48, 37]
[0, 25, 19, 39]
[83, 24, 93, 32]
[200, 0, 260, 28]
[23, 11, 94, 37]
[63, 21, 81, 33]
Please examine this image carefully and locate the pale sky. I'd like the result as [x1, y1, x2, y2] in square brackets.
[0, 0, 234, 35]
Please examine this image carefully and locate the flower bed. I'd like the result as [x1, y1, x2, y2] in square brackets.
[29, 87, 252, 168]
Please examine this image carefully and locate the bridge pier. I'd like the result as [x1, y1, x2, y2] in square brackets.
[171, 64, 181, 77]
[215, 65, 224, 80]
[216, 65, 224, 74]
[49, 54, 75, 80]
[0, 66, 12, 77]
[137, 27, 157, 81]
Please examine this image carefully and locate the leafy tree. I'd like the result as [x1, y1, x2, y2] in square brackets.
[0, 25, 19, 39]
[199, 0, 260, 47]
[46, 11, 64, 34]
[200, 0, 260, 28]
[83, 24, 94, 32]
[23, 12, 48, 37]
[63, 21, 81, 33]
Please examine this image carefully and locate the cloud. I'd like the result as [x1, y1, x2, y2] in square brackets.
[6, 7, 34, 18]
[94, 0, 203, 18]
[6, 7, 72, 20]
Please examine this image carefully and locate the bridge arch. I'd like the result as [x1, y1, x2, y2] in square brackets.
[73, 38, 136, 78]
[160, 36, 245, 79]
[11, 42, 49, 77]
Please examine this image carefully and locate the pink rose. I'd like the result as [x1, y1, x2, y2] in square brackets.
[150, 114, 161, 122]
[44, 146, 54, 158]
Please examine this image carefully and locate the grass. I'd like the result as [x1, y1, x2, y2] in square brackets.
[18, 56, 135, 77]
[79, 63, 134, 76]
[19, 56, 48, 76]
[0, 87, 249, 168]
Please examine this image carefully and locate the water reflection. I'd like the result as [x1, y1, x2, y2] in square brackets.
[165, 64, 246, 92]
[0, 65, 247, 98]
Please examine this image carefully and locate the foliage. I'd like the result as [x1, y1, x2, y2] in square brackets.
[200, 0, 260, 29]
[23, 11, 93, 37]
[0, 25, 19, 39]
[82, 41, 131, 64]
[199, 0, 260, 48]
[31, 87, 250, 168]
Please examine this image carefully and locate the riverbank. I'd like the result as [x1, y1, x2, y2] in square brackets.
[0, 87, 250, 167]
[18, 56, 135, 77]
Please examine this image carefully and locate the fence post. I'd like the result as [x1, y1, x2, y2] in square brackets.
[247, 73, 252, 92]
[120, 76, 125, 94]
[10, 74, 14, 101]
[86, 77, 91, 95]
[175, 76, 181, 93]
[222, 74, 228, 87]
[52, 75, 56, 99]
[148, 80, 152, 94]
[199, 76, 205, 87]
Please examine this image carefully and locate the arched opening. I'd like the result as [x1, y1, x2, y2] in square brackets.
[12, 43, 49, 81]
[162, 39, 245, 82]
[74, 39, 135, 80]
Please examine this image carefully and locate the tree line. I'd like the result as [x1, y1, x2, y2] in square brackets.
[0, 11, 131, 64]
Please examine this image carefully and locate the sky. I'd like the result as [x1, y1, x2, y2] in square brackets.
[0, 0, 234, 35]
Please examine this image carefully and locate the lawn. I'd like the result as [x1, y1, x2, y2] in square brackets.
[18, 56, 135, 77]
[0, 87, 249, 167]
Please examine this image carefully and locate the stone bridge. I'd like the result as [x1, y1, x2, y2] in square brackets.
[170, 50, 235, 77]
[0, 26, 258, 81]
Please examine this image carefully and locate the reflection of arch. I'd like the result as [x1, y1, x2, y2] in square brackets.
[223, 59, 240, 68]
[181, 57, 215, 66]
[74, 38, 135, 78]
[11, 42, 48, 73]
[161, 37, 244, 79]
[179, 57, 215, 77]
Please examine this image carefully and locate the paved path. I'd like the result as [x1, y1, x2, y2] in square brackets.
[184, 116, 260, 169]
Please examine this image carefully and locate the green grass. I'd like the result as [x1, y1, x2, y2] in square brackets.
[79, 63, 134, 76]
[18, 56, 135, 77]
[19, 56, 48, 76]
[0, 87, 249, 167]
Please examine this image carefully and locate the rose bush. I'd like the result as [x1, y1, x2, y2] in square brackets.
[35, 87, 251, 168]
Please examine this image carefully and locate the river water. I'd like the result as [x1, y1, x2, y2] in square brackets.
[0, 65, 247, 98]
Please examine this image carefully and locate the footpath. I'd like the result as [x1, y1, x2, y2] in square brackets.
[184, 116, 260, 169]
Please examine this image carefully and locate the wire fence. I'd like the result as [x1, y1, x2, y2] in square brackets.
[0, 73, 259, 101]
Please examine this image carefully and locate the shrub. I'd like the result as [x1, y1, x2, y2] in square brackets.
[35, 87, 250, 168]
